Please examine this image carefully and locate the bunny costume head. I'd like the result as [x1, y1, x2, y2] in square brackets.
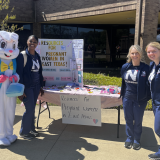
[0, 31, 19, 59]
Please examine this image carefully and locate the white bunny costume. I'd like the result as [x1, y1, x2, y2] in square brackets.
[0, 31, 20, 146]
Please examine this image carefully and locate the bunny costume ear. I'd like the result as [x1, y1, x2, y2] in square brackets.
[0, 31, 19, 42]
[11, 32, 19, 41]
[0, 31, 10, 41]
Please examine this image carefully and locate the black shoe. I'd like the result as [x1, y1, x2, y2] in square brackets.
[132, 143, 141, 150]
[30, 130, 39, 137]
[19, 133, 35, 140]
[124, 142, 132, 149]
[148, 153, 160, 159]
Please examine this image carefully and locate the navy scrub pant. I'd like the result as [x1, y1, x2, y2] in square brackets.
[123, 97, 147, 144]
[20, 84, 41, 134]
[152, 103, 160, 157]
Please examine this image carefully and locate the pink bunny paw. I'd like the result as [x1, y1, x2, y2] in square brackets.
[0, 75, 8, 83]
[9, 75, 18, 82]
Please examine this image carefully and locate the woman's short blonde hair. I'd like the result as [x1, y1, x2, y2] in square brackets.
[145, 42, 160, 52]
[126, 45, 143, 63]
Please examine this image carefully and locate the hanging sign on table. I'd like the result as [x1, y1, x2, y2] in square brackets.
[60, 94, 101, 126]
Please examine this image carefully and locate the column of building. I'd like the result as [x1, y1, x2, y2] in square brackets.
[135, 0, 160, 64]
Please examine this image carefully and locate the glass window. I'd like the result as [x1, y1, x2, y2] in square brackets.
[95, 29, 106, 60]
[78, 27, 94, 44]
[41, 24, 135, 68]
[23, 24, 31, 30]
[78, 28, 94, 54]
[116, 27, 135, 59]
[78, 27, 94, 67]
[114, 27, 135, 67]
[129, 28, 135, 47]
[61, 26, 77, 39]
[116, 29, 128, 54]
[43, 25, 61, 39]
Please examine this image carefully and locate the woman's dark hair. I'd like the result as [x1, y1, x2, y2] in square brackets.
[28, 35, 38, 42]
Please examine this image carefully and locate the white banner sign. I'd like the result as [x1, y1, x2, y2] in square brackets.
[60, 95, 101, 126]
[36, 39, 84, 87]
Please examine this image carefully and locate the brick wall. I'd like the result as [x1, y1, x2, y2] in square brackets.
[37, 0, 135, 13]
[0, 0, 137, 38]
[33, 22, 41, 38]
[0, 0, 34, 22]
[140, 0, 160, 64]
[36, 0, 137, 22]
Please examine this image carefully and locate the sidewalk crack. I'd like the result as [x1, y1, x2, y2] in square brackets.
[44, 124, 68, 160]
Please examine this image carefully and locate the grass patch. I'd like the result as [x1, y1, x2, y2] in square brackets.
[16, 98, 21, 104]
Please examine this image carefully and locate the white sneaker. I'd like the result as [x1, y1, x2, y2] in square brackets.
[0, 137, 11, 146]
[6, 135, 17, 143]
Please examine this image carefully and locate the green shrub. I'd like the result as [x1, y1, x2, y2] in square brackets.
[83, 72, 122, 86]
[146, 99, 152, 110]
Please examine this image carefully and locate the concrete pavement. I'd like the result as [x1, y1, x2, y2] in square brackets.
[0, 105, 158, 160]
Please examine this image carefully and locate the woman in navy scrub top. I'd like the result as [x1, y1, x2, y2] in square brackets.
[16, 35, 44, 140]
[120, 45, 150, 150]
[146, 42, 160, 160]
